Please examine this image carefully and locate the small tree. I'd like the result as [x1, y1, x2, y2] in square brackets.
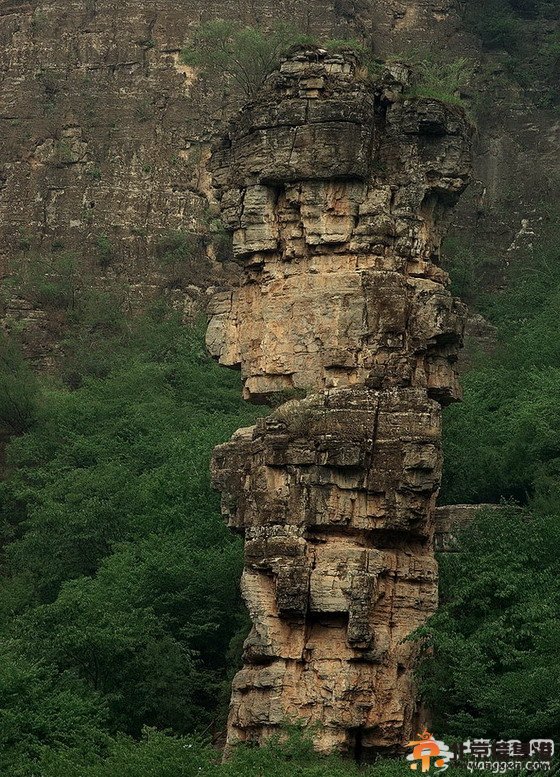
[181, 21, 313, 99]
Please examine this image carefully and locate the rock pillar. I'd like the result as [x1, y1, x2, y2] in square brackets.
[206, 48, 472, 757]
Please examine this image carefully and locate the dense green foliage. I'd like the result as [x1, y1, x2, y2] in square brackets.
[0, 333, 40, 434]
[0, 310, 263, 774]
[422, 228, 560, 741]
[418, 507, 560, 739]
[7, 727, 449, 777]
[442, 228, 560, 505]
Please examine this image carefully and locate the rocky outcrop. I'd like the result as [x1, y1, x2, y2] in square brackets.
[208, 49, 472, 757]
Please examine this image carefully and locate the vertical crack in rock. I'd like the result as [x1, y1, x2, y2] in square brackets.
[206, 47, 472, 758]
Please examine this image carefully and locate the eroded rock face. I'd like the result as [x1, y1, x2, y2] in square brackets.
[208, 54, 470, 405]
[207, 49, 472, 757]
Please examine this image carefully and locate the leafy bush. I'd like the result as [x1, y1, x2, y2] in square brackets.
[407, 57, 473, 106]
[95, 234, 114, 269]
[155, 230, 201, 265]
[60, 288, 129, 387]
[8, 253, 79, 311]
[509, 0, 541, 17]
[207, 218, 234, 263]
[441, 238, 501, 303]
[85, 166, 102, 181]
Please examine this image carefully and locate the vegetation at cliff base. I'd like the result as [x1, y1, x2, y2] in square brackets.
[3, 251, 560, 772]
[418, 507, 560, 740]
[421, 227, 560, 742]
[442, 227, 560, 505]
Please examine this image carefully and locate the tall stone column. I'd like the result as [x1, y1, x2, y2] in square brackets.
[206, 48, 472, 757]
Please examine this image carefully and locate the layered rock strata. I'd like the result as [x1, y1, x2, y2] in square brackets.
[207, 49, 472, 757]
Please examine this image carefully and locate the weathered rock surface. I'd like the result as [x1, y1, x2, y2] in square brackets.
[208, 49, 472, 756]
[208, 55, 471, 406]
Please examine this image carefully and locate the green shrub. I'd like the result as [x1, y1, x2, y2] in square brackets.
[207, 218, 233, 263]
[509, 0, 540, 17]
[86, 166, 102, 182]
[181, 21, 315, 98]
[61, 288, 128, 387]
[155, 230, 201, 265]
[439, 227, 560, 746]
[17, 253, 79, 311]
[17, 231, 32, 252]
[95, 234, 114, 269]
[407, 57, 473, 106]
[441, 237, 501, 305]
[156, 229, 195, 264]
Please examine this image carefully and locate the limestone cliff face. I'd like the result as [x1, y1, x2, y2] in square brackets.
[0, 1, 294, 360]
[207, 49, 472, 756]
[1, 0, 552, 366]
[0, 0, 359, 363]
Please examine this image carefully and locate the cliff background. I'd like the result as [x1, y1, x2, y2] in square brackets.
[1, 0, 559, 364]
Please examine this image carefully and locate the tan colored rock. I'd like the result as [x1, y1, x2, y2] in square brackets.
[208, 55, 470, 404]
[207, 48, 472, 758]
